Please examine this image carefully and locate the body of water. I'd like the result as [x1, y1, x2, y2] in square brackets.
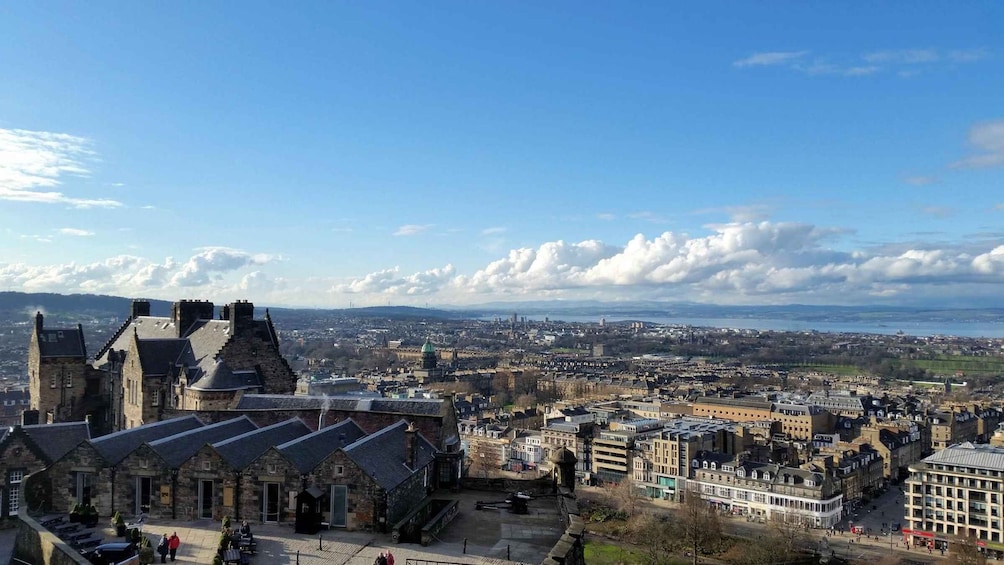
[519, 315, 1004, 338]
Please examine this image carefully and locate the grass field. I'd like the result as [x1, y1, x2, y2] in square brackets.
[910, 355, 1004, 376]
[790, 364, 863, 376]
[582, 540, 648, 565]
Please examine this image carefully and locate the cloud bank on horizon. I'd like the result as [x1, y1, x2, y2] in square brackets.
[4, 221, 1004, 308]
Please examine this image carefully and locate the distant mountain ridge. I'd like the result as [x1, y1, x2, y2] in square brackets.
[3, 291, 1004, 325]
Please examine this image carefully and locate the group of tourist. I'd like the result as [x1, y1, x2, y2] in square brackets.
[156, 532, 182, 563]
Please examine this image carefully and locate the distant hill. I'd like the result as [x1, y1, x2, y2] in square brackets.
[0, 292, 173, 319]
[0, 292, 460, 322]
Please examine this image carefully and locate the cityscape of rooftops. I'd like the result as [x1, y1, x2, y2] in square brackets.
[3, 4, 1004, 565]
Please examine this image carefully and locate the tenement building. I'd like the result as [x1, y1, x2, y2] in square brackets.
[903, 442, 1004, 553]
[688, 451, 843, 528]
[27, 313, 103, 425]
[691, 396, 833, 441]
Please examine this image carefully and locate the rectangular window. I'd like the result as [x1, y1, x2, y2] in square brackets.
[203, 460, 211, 471]
[151, 390, 160, 407]
[50, 375, 57, 389]
[334, 465, 344, 476]
[64, 373, 73, 388]
[8, 470, 24, 516]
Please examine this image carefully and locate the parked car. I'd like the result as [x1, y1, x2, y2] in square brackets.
[83, 542, 136, 565]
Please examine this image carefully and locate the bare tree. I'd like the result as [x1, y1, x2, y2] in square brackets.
[610, 478, 643, 517]
[631, 513, 677, 565]
[949, 536, 987, 565]
[764, 515, 809, 563]
[677, 492, 723, 565]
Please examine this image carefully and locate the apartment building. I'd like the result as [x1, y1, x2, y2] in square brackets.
[591, 419, 663, 484]
[689, 452, 843, 528]
[904, 442, 1004, 554]
[634, 417, 740, 501]
[857, 420, 924, 480]
[541, 421, 594, 480]
[692, 396, 832, 440]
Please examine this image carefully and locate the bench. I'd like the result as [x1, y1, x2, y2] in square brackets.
[40, 515, 66, 528]
[222, 548, 249, 565]
[74, 537, 102, 550]
[65, 529, 97, 542]
[237, 538, 257, 555]
[53, 523, 80, 535]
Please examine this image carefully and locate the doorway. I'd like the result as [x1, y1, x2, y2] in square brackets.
[263, 483, 281, 523]
[329, 485, 347, 528]
[198, 480, 213, 519]
[135, 477, 152, 515]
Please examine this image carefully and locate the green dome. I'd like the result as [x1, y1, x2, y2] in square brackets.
[421, 339, 435, 354]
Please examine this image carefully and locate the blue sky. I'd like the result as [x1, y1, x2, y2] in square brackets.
[2, 2, 1003, 308]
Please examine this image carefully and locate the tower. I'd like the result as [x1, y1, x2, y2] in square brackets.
[420, 339, 437, 370]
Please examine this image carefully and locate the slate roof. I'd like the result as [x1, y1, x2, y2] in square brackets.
[235, 394, 444, 416]
[36, 327, 87, 358]
[149, 416, 258, 468]
[190, 361, 264, 392]
[91, 416, 205, 465]
[278, 419, 367, 474]
[698, 396, 773, 410]
[343, 420, 437, 491]
[213, 418, 312, 469]
[21, 421, 91, 462]
[136, 339, 190, 376]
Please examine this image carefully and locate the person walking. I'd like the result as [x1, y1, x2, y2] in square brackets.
[157, 534, 170, 564]
[168, 532, 180, 562]
[386, 551, 395, 565]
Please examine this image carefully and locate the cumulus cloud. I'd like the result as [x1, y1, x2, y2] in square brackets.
[339, 221, 1004, 304]
[58, 228, 94, 237]
[951, 119, 1004, 169]
[337, 264, 456, 295]
[0, 247, 278, 297]
[0, 128, 122, 208]
[393, 224, 434, 236]
[733, 51, 809, 67]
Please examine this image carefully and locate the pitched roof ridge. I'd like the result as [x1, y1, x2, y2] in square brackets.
[149, 416, 253, 445]
[276, 418, 362, 449]
[344, 420, 408, 452]
[214, 418, 306, 447]
[92, 415, 203, 443]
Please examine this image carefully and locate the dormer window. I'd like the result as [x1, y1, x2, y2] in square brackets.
[710, 462, 717, 470]
[806, 479, 815, 487]
[763, 472, 771, 480]
[751, 470, 758, 479]
[703, 461, 709, 469]
[737, 468, 746, 478]
[691, 460, 699, 468]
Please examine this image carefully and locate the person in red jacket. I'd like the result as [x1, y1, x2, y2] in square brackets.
[168, 532, 181, 562]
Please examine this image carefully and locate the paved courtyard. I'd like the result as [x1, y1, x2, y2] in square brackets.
[76, 491, 562, 565]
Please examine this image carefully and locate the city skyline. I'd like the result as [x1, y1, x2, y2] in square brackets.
[2, 3, 1003, 308]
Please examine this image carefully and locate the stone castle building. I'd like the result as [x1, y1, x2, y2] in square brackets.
[28, 299, 296, 432]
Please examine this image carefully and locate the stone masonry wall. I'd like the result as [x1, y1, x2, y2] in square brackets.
[385, 463, 432, 526]
[116, 444, 172, 519]
[174, 445, 232, 521]
[310, 451, 381, 531]
[239, 448, 302, 524]
[0, 431, 49, 520]
[218, 332, 296, 395]
[44, 442, 109, 516]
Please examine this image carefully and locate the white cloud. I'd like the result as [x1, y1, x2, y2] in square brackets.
[340, 221, 1004, 305]
[393, 224, 434, 236]
[481, 227, 507, 235]
[918, 206, 955, 219]
[596, 213, 616, 221]
[951, 119, 1004, 169]
[0, 247, 281, 299]
[733, 51, 809, 67]
[337, 264, 456, 295]
[58, 228, 94, 237]
[0, 128, 123, 208]
[863, 49, 941, 64]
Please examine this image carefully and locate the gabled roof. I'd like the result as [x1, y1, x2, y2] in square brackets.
[21, 421, 91, 462]
[235, 395, 444, 416]
[136, 339, 189, 376]
[91, 416, 205, 465]
[149, 416, 258, 468]
[343, 421, 437, 491]
[213, 418, 312, 469]
[278, 419, 367, 474]
[36, 327, 87, 358]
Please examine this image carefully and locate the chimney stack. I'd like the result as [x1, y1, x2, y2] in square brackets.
[131, 299, 151, 318]
[405, 422, 417, 469]
[34, 311, 43, 334]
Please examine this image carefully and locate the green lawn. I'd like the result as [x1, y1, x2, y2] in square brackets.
[583, 540, 648, 565]
[789, 363, 863, 376]
[911, 355, 1004, 376]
